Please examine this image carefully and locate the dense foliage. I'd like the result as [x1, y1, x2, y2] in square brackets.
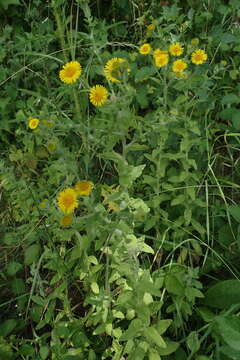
[1, 0, 240, 359]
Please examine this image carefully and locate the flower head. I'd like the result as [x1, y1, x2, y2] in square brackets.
[89, 85, 108, 106]
[191, 38, 199, 46]
[147, 23, 156, 31]
[59, 61, 82, 84]
[154, 52, 169, 67]
[39, 199, 48, 209]
[104, 58, 130, 83]
[153, 49, 168, 57]
[191, 49, 208, 65]
[28, 117, 39, 130]
[169, 42, 183, 56]
[75, 181, 93, 196]
[139, 43, 151, 55]
[57, 188, 78, 214]
[172, 59, 188, 73]
[60, 215, 73, 227]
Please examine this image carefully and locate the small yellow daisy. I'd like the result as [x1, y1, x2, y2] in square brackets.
[75, 181, 93, 196]
[153, 49, 168, 57]
[191, 38, 199, 46]
[191, 49, 208, 65]
[60, 215, 73, 227]
[147, 24, 156, 31]
[154, 53, 169, 67]
[39, 199, 48, 209]
[28, 117, 39, 130]
[104, 58, 130, 83]
[59, 61, 82, 84]
[172, 59, 188, 73]
[139, 43, 151, 55]
[169, 42, 183, 56]
[57, 188, 78, 214]
[47, 142, 57, 153]
[89, 85, 108, 106]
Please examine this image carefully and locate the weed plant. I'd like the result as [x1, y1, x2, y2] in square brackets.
[1, 0, 240, 359]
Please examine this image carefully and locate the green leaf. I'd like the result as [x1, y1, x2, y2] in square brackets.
[228, 206, 240, 222]
[156, 319, 172, 335]
[148, 348, 161, 360]
[187, 331, 200, 354]
[216, 316, 240, 351]
[0, 0, 20, 10]
[135, 66, 156, 82]
[143, 327, 166, 348]
[219, 344, 240, 359]
[165, 274, 184, 296]
[40, 345, 49, 360]
[143, 292, 153, 305]
[120, 319, 142, 341]
[0, 319, 17, 337]
[6, 261, 22, 276]
[158, 340, 179, 355]
[11, 278, 25, 295]
[24, 244, 40, 265]
[91, 282, 99, 294]
[219, 107, 239, 121]
[202, 280, 240, 309]
[221, 93, 240, 105]
[119, 163, 146, 188]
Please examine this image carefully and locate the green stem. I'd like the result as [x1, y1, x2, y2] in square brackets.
[52, 1, 83, 133]
[52, 1, 68, 63]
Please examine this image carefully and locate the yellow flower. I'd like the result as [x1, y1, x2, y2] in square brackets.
[60, 215, 73, 227]
[220, 60, 227, 66]
[39, 199, 48, 209]
[28, 117, 39, 130]
[169, 42, 183, 56]
[57, 188, 78, 214]
[75, 181, 93, 196]
[172, 59, 188, 73]
[153, 49, 168, 57]
[191, 49, 208, 65]
[147, 23, 156, 31]
[89, 85, 108, 106]
[107, 201, 120, 212]
[154, 53, 169, 67]
[59, 61, 82, 84]
[104, 58, 130, 83]
[47, 142, 57, 153]
[139, 43, 151, 55]
[191, 38, 199, 46]
[175, 72, 188, 79]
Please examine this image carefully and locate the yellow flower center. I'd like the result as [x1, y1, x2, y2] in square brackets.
[63, 194, 75, 207]
[65, 66, 76, 77]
